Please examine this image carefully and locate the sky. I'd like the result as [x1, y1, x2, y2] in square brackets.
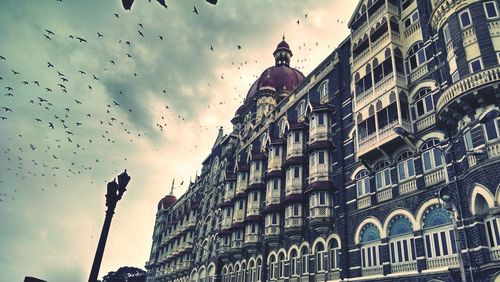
[0, 0, 356, 281]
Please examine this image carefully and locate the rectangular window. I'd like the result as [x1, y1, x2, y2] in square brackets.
[469, 58, 483, 73]
[404, 10, 420, 29]
[255, 161, 260, 171]
[274, 146, 280, 157]
[484, 119, 499, 141]
[464, 131, 474, 151]
[319, 192, 326, 205]
[357, 177, 371, 197]
[294, 166, 300, 178]
[294, 131, 300, 143]
[272, 213, 277, 224]
[239, 200, 244, 209]
[443, 23, 451, 43]
[273, 179, 279, 190]
[241, 173, 246, 180]
[459, 10, 472, 29]
[484, 1, 499, 19]
[318, 151, 325, 164]
[486, 217, 500, 248]
[253, 191, 258, 201]
[402, 0, 412, 10]
[293, 203, 300, 216]
[452, 71, 460, 83]
[318, 113, 324, 125]
[375, 168, 391, 189]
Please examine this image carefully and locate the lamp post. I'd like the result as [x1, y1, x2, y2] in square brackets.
[88, 170, 131, 282]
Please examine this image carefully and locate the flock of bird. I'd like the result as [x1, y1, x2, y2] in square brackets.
[0, 0, 346, 204]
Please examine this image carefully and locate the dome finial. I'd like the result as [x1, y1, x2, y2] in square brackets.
[169, 178, 175, 195]
[282, 34, 285, 41]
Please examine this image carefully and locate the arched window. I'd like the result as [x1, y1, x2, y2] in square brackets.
[407, 41, 428, 73]
[235, 264, 241, 282]
[319, 80, 329, 99]
[297, 100, 306, 117]
[221, 267, 227, 282]
[315, 242, 327, 273]
[360, 223, 382, 274]
[268, 254, 277, 280]
[240, 262, 246, 282]
[356, 169, 371, 198]
[422, 205, 458, 269]
[228, 265, 234, 282]
[290, 249, 299, 277]
[328, 238, 340, 270]
[278, 118, 287, 137]
[301, 246, 309, 275]
[374, 161, 391, 190]
[396, 151, 415, 182]
[412, 87, 435, 120]
[278, 252, 286, 278]
[256, 258, 262, 282]
[421, 139, 443, 173]
[388, 215, 416, 272]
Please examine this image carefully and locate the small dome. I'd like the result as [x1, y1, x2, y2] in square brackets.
[259, 73, 276, 91]
[158, 194, 176, 210]
[275, 40, 291, 53]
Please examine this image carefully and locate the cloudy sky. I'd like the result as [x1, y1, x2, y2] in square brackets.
[0, 0, 356, 281]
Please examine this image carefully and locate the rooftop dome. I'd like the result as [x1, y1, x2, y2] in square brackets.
[245, 37, 304, 101]
[158, 194, 176, 210]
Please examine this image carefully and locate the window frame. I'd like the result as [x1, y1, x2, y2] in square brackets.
[484, 1, 500, 19]
[469, 58, 483, 73]
[483, 118, 500, 142]
[459, 9, 472, 29]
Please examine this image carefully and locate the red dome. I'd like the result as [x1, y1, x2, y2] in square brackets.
[246, 65, 304, 100]
[259, 73, 276, 90]
[158, 194, 177, 210]
[275, 40, 291, 52]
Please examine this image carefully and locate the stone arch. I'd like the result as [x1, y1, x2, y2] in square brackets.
[354, 217, 384, 244]
[326, 233, 342, 248]
[312, 236, 327, 253]
[383, 209, 416, 237]
[190, 268, 199, 282]
[415, 131, 445, 150]
[267, 251, 277, 264]
[287, 244, 300, 259]
[415, 198, 459, 230]
[471, 184, 495, 216]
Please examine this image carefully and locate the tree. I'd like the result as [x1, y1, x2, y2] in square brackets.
[102, 266, 146, 282]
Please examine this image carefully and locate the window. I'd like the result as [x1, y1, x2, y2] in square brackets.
[485, 217, 500, 249]
[297, 101, 306, 117]
[375, 167, 391, 190]
[442, 23, 451, 43]
[360, 224, 382, 270]
[484, 1, 499, 19]
[278, 253, 286, 278]
[356, 170, 371, 197]
[293, 203, 300, 216]
[255, 161, 260, 171]
[413, 88, 435, 118]
[272, 213, 278, 224]
[464, 131, 474, 151]
[256, 259, 262, 282]
[388, 216, 416, 267]
[274, 146, 280, 157]
[239, 200, 244, 209]
[253, 191, 258, 201]
[294, 131, 300, 143]
[469, 58, 483, 73]
[407, 42, 428, 72]
[459, 10, 472, 29]
[318, 151, 325, 164]
[269, 255, 277, 280]
[451, 71, 460, 83]
[328, 239, 340, 270]
[273, 179, 279, 190]
[319, 81, 328, 98]
[421, 139, 444, 172]
[294, 166, 300, 178]
[402, 0, 413, 10]
[423, 205, 457, 264]
[319, 191, 326, 205]
[241, 173, 246, 181]
[315, 242, 326, 272]
[397, 154, 415, 181]
[403, 10, 419, 29]
[290, 249, 299, 277]
[318, 113, 325, 125]
[484, 118, 499, 141]
[301, 247, 309, 274]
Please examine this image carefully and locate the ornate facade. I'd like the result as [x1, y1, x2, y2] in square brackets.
[145, 0, 500, 281]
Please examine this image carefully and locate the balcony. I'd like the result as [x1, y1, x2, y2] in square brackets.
[246, 202, 262, 216]
[244, 234, 260, 244]
[265, 225, 281, 236]
[357, 120, 413, 158]
[355, 73, 406, 111]
[376, 187, 392, 202]
[409, 63, 429, 84]
[415, 114, 436, 132]
[268, 156, 283, 171]
[236, 180, 248, 194]
[310, 206, 332, 218]
[404, 21, 421, 39]
[487, 140, 500, 159]
[221, 217, 232, 229]
[361, 265, 383, 277]
[426, 254, 459, 270]
[488, 19, 500, 37]
[231, 239, 243, 249]
[490, 247, 500, 261]
[233, 210, 245, 223]
[285, 178, 302, 195]
[309, 164, 331, 183]
[309, 125, 329, 144]
[224, 189, 235, 202]
[357, 195, 371, 209]
[249, 170, 264, 185]
[424, 168, 446, 187]
[462, 26, 477, 47]
[287, 143, 304, 159]
[399, 179, 417, 195]
[430, 0, 464, 31]
[285, 217, 303, 228]
[436, 66, 500, 119]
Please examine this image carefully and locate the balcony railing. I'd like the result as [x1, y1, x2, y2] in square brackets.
[310, 206, 332, 218]
[426, 254, 459, 269]
[490, 247, 500, 261]
[487, 140, 500, 159]
[377, 187, 392, 202]
[246, 203, 261, 216]
[358, 120, 412, 157]
[436, 66, 500, 113]
[399, 179, 417, 195]
[266, 194, 281, 206]
[231, 239, 243, 249]
[265, 225, 281, 236]
[244, 234, 260, 244]
[285, 178, 302, 195]
[309, 125, 329, 143]
[358, 195, 371, 209]
[287, 143, 304, 158]
[268, 156, 283, 171]
[409, 63, 429, 84]
[404, 21, 421, 38]
[415, 114, 436, 131]
[285, 217, 303, 228]
[424, 168, 446, 186]
[430, 0, 463, 30]
[309, 164, 331, 183]
[361, 265, 383, 276]
[488, 19, 500, 37]
[462, 26, 477, 47]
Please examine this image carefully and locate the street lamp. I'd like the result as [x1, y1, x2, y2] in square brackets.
[88, 170, 131, 282]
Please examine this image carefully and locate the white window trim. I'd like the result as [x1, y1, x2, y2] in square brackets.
[469, 57, 483, 73]
[482, 118, 500, 142]
[459, 9, 472, 29]
[484, 1, 500, 19]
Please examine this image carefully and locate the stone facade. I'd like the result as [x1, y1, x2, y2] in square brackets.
[145, 0, 500, 281]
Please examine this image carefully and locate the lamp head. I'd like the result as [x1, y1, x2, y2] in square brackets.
[393, 126, 410, 137]
[117, 169, 131, 195]
[439, 186, 452, 203]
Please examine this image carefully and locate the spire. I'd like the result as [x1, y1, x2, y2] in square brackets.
[274, 36, 292, 66]
[169, 179, 175, 195]
[282, 34, 285, 41]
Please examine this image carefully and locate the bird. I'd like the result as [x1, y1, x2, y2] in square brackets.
[138, 30, 144, 37]
[126, 53, 132, 58]
[0, 117, 6, 120]
[210, 45, 214, 51]
[69, 35, 74, 39]
[44, 34, 52, 40]
[93, 75, 99, 80]
[113, 101, 120, 106]
[305, 13, 308, 18]
[158, 35, 163, 41]
[97, 32, 103, 38]
[5, 93, 14, 97]
[297, 19, 300, 24]
[0, 55, 5, 60]
[76, 122, 82, 126]
[138, 23, 143, 29]
[237, 45, 242, 50]
[57, 71, 65, 76]
[44, 29, 55, 35]
[79, 70, 86, 75]
[33, 81, 40, 86]
[114, 13, 119, 18]
[193, 6, 198, 14]
[11, 70, 20, 75]
[110, 60, 115, 65]
[60, 77, 68, 82]
[47, 62, 54, 68]
[75, 100, 82, 104]
[5, 87, 13, 91]
[1, 107, 12, 112]
[76, 37, 87, 43]
[35, 118, 42, 122]
[125, 41, 131, 46]
[157, 0, 167, 9]
[45, 88, 52, 92]
[48, 122, 54, 129]
[22, 81, 28, 85]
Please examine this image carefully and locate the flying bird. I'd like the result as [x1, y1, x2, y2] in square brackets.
[1, 107, 12, 112]
[138, 30, 144, 37]
[114, 13, 119, 18]
[0, 117, 6, 120]
[0, 55, 5, 60]
[138, 23, 143, 29]
[5, 86, 13, 91]
[57, 71, 65, 76]
[44, 29, 55, 35]
[49, 122, 54, 129]
[11, 70, 20, 75]
[33, 81, 40, 86]
[97, 32, 103, 38]
[44, 34, 52, 40]
[158, 35, 163, 41]
[156, 0, 168, 9]
[47, 62, 54, 68]
[76, 37, 87, 43]
[93, 75, 99, 80]
[79, 70, 86, 75]
[193, 6, 198, 14]
[5, 93, 14, 97]
[210, 45, 214, 51]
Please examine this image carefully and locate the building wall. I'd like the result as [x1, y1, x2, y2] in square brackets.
[146, 0, 500, 281]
